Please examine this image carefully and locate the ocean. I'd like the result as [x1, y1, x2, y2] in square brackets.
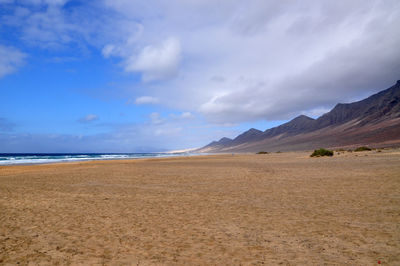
[0, 153, 194, 165]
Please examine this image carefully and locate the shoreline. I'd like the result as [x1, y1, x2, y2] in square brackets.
[0, 152, 207, 167]
[0, 148, 393, 168]
[2, 146, 397, 167]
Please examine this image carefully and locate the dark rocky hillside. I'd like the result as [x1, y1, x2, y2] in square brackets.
[199, 80, 400, 153]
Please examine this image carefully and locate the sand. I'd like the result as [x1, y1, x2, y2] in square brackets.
[1, 150, 399, 265]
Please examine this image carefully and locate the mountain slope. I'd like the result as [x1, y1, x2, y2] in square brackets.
[199, 80, 400, 153]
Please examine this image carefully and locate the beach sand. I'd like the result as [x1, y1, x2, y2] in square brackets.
[1, 150, 399, 265]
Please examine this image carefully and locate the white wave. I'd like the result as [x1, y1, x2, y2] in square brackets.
[0, 153, 198, 166]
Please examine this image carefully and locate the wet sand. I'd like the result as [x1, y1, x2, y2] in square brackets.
[1, 150, 399, 265]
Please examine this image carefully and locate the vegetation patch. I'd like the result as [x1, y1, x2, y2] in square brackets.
[354, 146, 372, 152]
[310, 148, 334, 157]
[256, 151, 268, 154]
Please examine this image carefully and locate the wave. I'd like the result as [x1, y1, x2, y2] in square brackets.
[0, 153, 195, 165]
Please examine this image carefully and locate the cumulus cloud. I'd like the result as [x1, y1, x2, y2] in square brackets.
[134, 96, 160, 105]
[102, 33, 182, 81]
[199, 14, 400, 123]
[124, 37, 181, 81]
[78, 114, 98, 123]
[3, 0, 400, 127]
[100, 0, 400, 123]
[0, 45, 26, 78]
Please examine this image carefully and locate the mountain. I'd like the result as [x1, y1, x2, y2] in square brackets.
[202, 137, 233, 150]
[263, 115, 316, 137]
[198, 80, 400, 153]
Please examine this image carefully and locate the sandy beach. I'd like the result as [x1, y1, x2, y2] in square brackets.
[1, 150, 399, 265]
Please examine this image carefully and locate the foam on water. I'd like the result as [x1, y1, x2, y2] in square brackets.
[0, 153, 194, 165]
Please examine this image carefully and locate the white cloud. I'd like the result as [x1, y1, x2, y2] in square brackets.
[149, 112, 163, 125]
[101, 44, 115, 58]
[134, 96, 160, 105]
[124, 37, 181, 81]
[169, 111, 195, 120]
[180, 112, 193, 119]
[1, 0, 107, 50]
[23, 0, 68, 5]
[0, 45, 26, 78]
[102, 34, 182, 81]
[100, 0, 400, 123]
[79, 114, 98, 123]
[2, 0, 400, 127]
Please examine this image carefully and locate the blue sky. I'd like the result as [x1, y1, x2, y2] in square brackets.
[1, 0, 399, 152]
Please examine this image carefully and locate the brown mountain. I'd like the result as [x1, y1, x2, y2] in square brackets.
[199, 80, 400, 153]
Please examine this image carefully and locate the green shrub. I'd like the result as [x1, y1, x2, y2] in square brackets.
[354, 146, 372, 152]
[256, 151, 268, 154]
[310, 148, 334, 157]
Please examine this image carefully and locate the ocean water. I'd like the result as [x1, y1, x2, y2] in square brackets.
[0, 153, 193, 165]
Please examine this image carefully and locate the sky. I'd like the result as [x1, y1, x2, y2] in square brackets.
[0, 0, 400, 153]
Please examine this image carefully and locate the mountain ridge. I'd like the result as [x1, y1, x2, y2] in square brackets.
[198, 80, 400, 153]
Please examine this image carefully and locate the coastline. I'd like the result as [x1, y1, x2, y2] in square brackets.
[0, 152, 205, 167]
[1, 150, 399, 264]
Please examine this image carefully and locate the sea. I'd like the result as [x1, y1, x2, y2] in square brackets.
[0, 152, 195, 166]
